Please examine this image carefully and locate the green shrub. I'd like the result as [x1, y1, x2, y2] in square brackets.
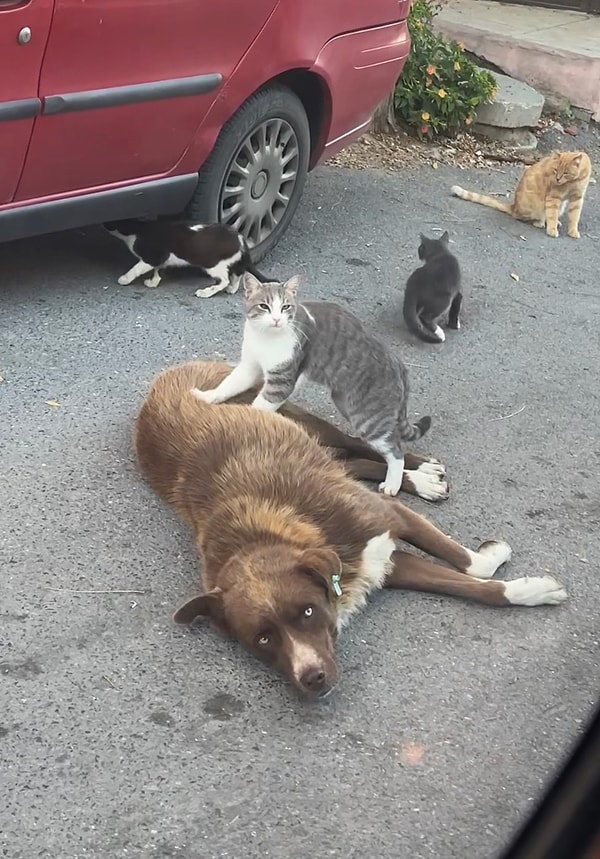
[394, 0, 497, 139]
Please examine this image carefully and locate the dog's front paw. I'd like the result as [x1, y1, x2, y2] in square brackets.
[568, 228, 581, 239]
[546, 227, 559, 238]
[191, 387, 218, 404]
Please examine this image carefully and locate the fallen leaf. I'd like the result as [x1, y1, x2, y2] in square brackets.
[564, 125, 578, 136]
[510, 272, 520, 282]
[398, 742, 426, 767]
[519, 235, 527, 242]
[0, 373, 4, 383]
[45, 399, 61, 409]
[432, 161, 439, 169]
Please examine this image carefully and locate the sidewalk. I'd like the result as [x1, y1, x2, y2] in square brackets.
[434, 0, 600, 120]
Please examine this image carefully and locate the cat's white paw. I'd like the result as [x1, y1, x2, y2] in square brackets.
[144, 274, 161, 288]
[226, 276, 241, 294]
[434, 325, 446, 342]
[378, 480, 401, 497]
[190, 387, 218, 404]
[195, 284, 224, 298]
[118, 274, 132, 285]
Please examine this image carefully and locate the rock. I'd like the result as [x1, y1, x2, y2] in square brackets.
[472, 123, 538, 151]
[475, 72, 544, 129]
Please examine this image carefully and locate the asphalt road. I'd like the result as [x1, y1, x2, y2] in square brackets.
[2, 161, 599, 859]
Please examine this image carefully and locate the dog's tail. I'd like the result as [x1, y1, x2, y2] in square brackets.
[451, 184, 513, 214]
[403, 290, 444, 344]
[398, 414, 432, 442]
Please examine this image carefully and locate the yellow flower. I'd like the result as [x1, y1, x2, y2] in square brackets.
[454, 61, 461, 71]
[414, 20, 424, 29]
[426, 65, 437, 76]
[421, 112, 430, 121]
[438, 89, 447, 98]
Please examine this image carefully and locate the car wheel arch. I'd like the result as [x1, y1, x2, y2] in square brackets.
[273, 69, 331, 168]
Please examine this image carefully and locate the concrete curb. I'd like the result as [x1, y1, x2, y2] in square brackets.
[435, 20, 600, 121]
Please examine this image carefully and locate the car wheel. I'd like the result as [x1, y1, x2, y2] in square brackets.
[186, 83, 311, 263]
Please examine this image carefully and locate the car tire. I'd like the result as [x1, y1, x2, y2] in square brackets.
[186, 83, 311, 263]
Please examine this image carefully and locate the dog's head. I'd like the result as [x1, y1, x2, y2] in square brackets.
[173, 545, 341, 698]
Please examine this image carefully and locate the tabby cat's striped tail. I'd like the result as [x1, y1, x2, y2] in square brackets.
[399, 414, 432, 442]
[451, 184, 513, 214]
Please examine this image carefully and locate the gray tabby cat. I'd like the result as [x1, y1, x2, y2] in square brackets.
[191, 273, 431, 496]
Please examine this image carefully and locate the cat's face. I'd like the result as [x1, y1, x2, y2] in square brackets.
[243, 274, 299, 332]
[554, 152, 585, 185]
[418, 231, 449, 260]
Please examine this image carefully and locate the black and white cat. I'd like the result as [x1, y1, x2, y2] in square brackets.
[191, 273, 434, 498]
[104, 219, 267, 298]
[403, 231, 462, 344]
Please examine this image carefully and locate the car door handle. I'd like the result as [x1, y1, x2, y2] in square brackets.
[17, 27, 31, 45]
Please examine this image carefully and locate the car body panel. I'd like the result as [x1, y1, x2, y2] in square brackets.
[14, 0, 279, 199]
[0, 0, 411, 242]
[0, 0, 53, 204]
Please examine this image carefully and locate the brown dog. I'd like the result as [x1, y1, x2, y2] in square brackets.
[134, 361, 567, 699]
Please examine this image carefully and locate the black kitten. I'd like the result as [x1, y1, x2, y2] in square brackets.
[104, 218, 267, 298]
[403, 231, 462, 344]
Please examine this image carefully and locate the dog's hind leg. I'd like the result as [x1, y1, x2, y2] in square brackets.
[385, 551, 567, 607]
[388, 502, 515, 579]
[278, 404, 448, 502]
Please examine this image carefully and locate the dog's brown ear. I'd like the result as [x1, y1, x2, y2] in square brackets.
[173, 587, 224, 625]
[296, 548, 341, 602]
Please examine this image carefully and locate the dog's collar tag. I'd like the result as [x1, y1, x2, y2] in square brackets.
[331, 574, 343, 598]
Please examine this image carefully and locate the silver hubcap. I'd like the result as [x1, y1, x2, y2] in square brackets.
[219, 118, 300, 248]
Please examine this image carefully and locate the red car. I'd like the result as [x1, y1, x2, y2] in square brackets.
[1, 0, 410, 260]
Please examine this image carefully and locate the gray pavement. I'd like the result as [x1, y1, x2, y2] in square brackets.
[2, 161, 599, 859]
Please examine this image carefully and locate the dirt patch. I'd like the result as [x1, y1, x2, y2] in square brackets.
[326, 119, 600, 174]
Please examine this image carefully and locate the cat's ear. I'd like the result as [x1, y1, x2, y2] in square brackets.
[243, 272, 263, 298]
[440, 230, 450, 243]
[282, 274, 300, 298]
[419, 233, 428, 244]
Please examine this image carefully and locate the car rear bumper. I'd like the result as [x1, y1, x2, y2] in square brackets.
[312, 20, 411, 164]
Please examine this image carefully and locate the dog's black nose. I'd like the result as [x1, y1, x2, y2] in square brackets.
[301, 668, 326, 693]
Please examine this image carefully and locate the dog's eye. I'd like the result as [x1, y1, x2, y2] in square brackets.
[258, 303, 270, 312]
[257, 634, 270, 646]
[303, 606, 313, 618]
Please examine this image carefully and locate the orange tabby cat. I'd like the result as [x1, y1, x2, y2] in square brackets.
[451, 150, 592, 239]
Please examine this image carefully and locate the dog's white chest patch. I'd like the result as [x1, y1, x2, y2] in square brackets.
[360, 531, 396, 590]
[336, 531, 396, 631]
